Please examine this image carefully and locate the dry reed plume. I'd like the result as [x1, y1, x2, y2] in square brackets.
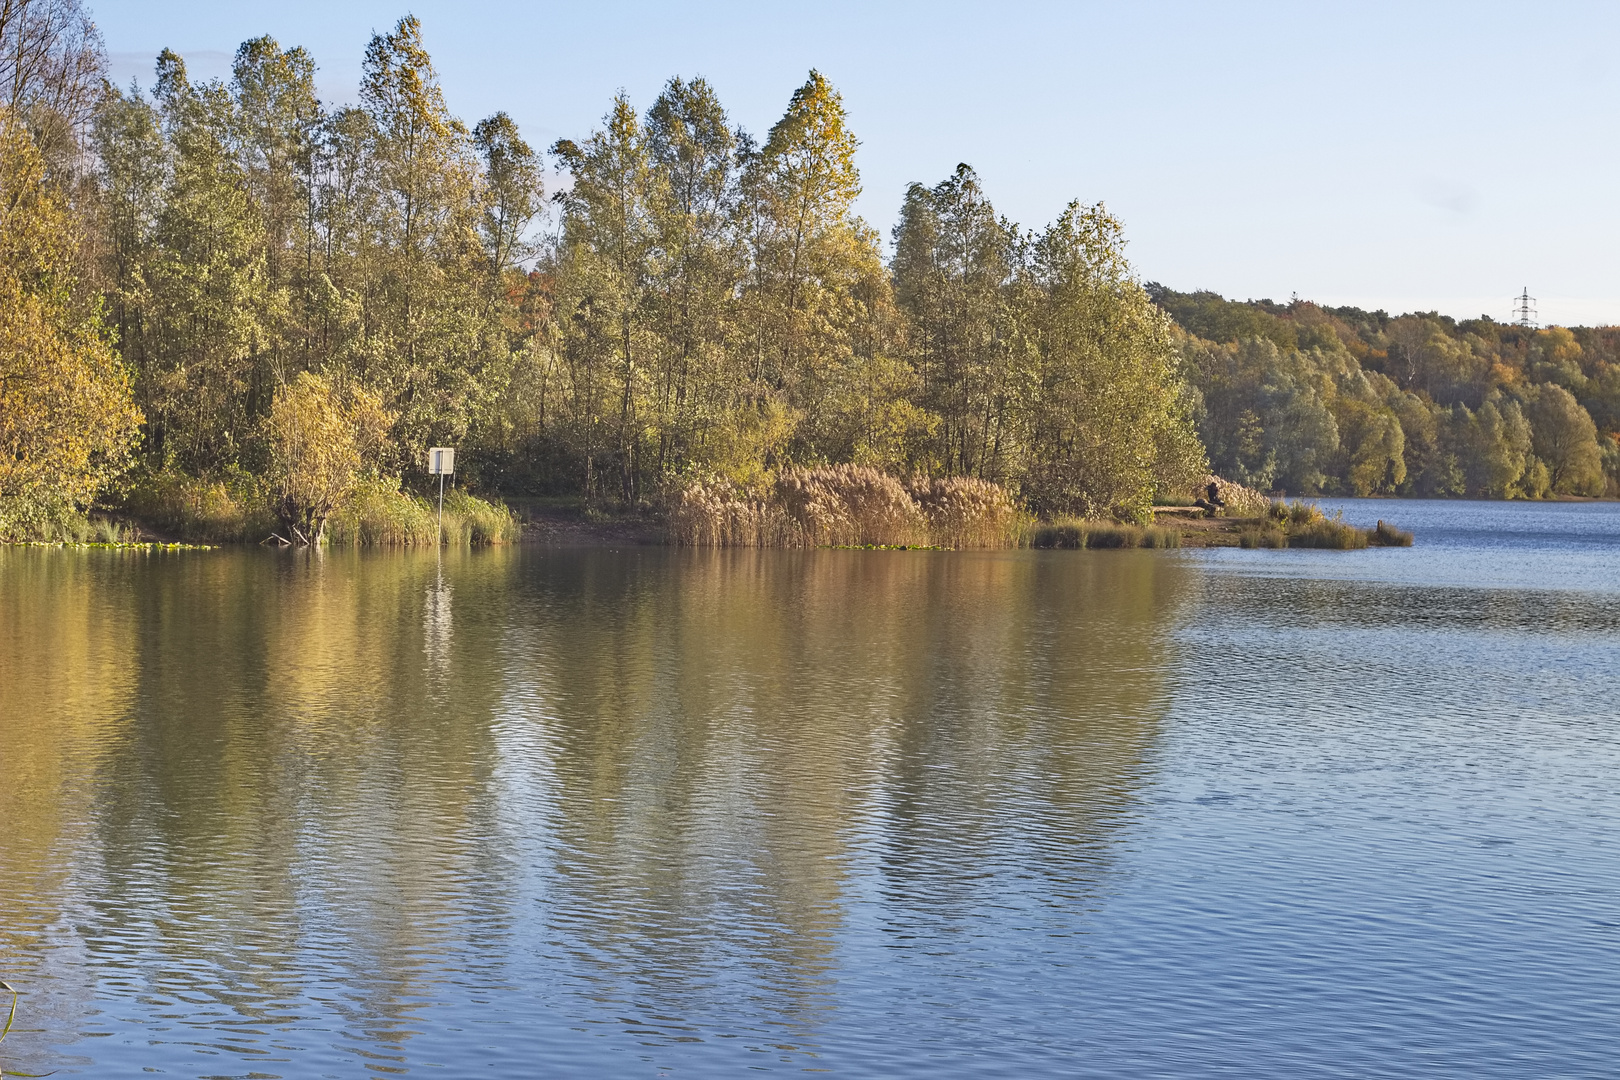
[669, 466, 1026, 548]
[1200, 474, 1271, 517]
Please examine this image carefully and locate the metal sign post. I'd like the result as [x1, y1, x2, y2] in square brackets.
[428, 447, 456, 545]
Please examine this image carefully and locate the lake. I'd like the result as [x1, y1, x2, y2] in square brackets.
[2, 499, 1618, 1078]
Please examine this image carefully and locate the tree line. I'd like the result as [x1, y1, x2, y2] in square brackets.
[1156, 286, 1620, 497]
[1, 9, 1208, 538]
[2, 6, 1610, 543]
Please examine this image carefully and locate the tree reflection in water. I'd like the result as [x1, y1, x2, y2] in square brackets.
[0, 545, 1185, 1075]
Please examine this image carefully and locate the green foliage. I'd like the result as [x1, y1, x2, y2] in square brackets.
[440, 487, 521, 544]
[0, 115, 142, 540]
[325, 478, 517, 546]
[324, 475, 438, 545]
[1157, 286, 1620, 500]
[122, 467, 274, 542]
[1029, 518, 1180, 549]
[6, 10, 1563, 542]
[62, 21, 1216, 531]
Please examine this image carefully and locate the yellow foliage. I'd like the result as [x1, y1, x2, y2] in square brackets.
[265, 372, 392, 542]
[0, 117, 141, 538]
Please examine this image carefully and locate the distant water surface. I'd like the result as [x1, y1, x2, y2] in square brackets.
[1, 500, 1617, 1077]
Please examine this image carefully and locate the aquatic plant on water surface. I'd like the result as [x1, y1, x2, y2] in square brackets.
[0, 979, 51, 1078]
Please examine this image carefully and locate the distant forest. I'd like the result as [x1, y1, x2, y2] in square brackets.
[1153, 287, 1620, 498]
[2, 5, 1614, 544]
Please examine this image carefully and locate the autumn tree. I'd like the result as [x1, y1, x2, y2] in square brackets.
[550, 94, 657, 501]
[0, 0, 106, 171]
[1022, 202, 1205, 519]
[265, 371, 390, 543]
[892, 163, 1022, 478]
[644, 76, 746, 477]
[0, 115, 141, 537]
[1522, 383, 1604, 494]
[355, 16, 496, 459]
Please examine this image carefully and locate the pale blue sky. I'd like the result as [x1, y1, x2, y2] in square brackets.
[94, 1, 1620, 326]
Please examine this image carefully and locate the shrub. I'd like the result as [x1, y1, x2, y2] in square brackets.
[122, 468, 274, 543]
[265, 373, 392, 544]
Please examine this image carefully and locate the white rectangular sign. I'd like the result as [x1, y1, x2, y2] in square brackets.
[428, 447, 455, 475]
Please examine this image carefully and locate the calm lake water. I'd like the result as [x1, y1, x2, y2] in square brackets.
[3, 499, 1618, 1078]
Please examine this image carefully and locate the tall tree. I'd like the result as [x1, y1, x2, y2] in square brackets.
[1023, 202, 1205, 520]
[892, 164, 1021, 478]
[0, 0, 105, 169]
[551, 94, 657, 500]
[740, 70, 904, 464]
[140, 49, 275, 471]
[0, 115, 140, 536]
[230, 36, 322, 384]
[740, 70, 861, 394]
[644, 76, 744, 477]
[357, 15, 491, 458]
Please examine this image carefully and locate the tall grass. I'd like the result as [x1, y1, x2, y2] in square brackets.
[904, 475, 1027, 548]
[666, 483, 803, 547]
[325, 477, 440, 545]
[441, 487, 521, 544]
[325, 478, 518, 546]
[1029, 517, 1181, 549]
[1244, 501, 1413, 550]
[669, 466, 1027, 548]
[776, 465, 927, 546]
[122, 468, 275, 542]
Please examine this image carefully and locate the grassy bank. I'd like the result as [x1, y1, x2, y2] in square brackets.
[1029, 519, 1182, 549]
[325, 482, 519, 546]
[113, 469, 518, 547]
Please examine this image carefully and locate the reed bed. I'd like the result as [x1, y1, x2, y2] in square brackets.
[1030, 518, 1181, 550]
[669, 466, 1028, 548]
[1239, 501, 1412, 550]
[904, 475, 1027, 548]
[122, 468, 276, 542]
[1200, 474, 1271, 517]
[326, 479, 518, 546]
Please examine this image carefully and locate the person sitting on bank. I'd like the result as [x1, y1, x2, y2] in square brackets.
[1195, 481, 1226, 518]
